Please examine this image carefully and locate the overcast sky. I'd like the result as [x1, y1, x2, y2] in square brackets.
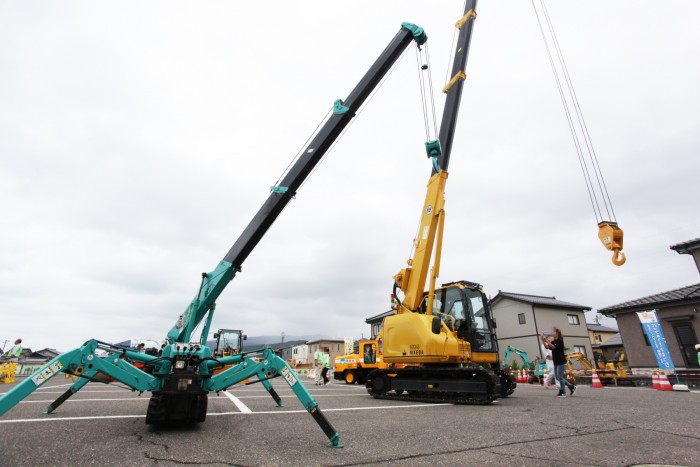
[2, 1, 699, 352]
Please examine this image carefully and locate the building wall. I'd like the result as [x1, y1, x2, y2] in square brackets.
[306, 340, 345, 367]
[492, 300, 537, 339]
[588, 330, 618, 345]
[291, 344, 310, 365]
[616, 305, 700, 369]
[491, 298, 592, 363]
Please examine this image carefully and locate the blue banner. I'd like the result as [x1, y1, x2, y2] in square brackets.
[637, 310, 675, 370]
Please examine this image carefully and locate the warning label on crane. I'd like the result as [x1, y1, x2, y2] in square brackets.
[281, 366, 297, 387]
[31, 361, 63, 387]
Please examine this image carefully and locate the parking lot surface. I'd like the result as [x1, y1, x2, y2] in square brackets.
[1, 376, 699, 466]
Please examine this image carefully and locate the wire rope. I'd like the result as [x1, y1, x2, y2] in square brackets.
[296, 43, 414, 193]
[531, 0, 605, 223]
[540, 1, 617, 222]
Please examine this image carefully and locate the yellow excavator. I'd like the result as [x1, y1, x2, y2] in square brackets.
[565, 352, 632, 386]
[365, 1, 625, 405]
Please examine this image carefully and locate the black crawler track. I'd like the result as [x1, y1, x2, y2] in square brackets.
[365, 366, 503, 405]
[493, 368, 517, 397]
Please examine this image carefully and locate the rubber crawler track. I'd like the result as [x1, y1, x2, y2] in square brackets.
[365, 367, 506, 406]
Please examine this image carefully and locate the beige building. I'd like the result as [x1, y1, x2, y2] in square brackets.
[490, 292, 593, 366]
[587, 324, 619, 346]
[305, 339, 345, 367]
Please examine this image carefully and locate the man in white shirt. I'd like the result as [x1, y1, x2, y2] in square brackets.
[541, 338, 559, 390]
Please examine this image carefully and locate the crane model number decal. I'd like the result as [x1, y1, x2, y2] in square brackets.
[281, 366, 297, 386]
[409, 345, 424, 356]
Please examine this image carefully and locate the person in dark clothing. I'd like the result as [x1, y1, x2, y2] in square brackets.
[542, 328, 576, 398]
[321, 363, 330, 386]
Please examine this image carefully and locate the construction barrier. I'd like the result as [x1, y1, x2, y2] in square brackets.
[651, 371, 660, 390]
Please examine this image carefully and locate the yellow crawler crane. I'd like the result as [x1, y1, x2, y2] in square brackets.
[365, 0, 625, 406]
[365, 2, 513, 405]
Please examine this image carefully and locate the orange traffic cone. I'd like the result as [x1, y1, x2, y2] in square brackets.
[590, 368, 604, 388]
[657, 371, 672, 391]
[651, 371, 659, 390]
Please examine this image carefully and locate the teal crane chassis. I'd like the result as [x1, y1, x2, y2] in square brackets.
[0, 21, 428, 448]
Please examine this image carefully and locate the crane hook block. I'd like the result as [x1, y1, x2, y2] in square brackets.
[597, 221, 626, 266]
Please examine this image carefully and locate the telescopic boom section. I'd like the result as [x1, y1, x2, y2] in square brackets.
[167, 23, 427, 343]
[436, 1, 477, 174]
[394, 1, 478, 313]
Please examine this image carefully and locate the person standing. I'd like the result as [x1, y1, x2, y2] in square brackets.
[541, 338, 558, 390]
[321, 362, 330, 386]
[5, 339, 23, 361]
[542, 329, 576, 398]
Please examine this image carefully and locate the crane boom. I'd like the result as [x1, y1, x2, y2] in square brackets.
[393, 1, 478, 313]
[436, 5, 477, 173]
[167, 23, 427, 344]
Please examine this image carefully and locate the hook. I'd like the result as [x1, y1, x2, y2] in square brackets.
[611, 249, 626, 266]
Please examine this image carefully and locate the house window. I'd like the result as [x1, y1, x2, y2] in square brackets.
[518, 313, 526, 325]
[640, 324, 650, 346]
[595, 335, 601, 342]
[573, 345, 587, 357]
[567, 314, 580, 325]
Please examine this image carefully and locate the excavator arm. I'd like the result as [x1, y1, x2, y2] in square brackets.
[503, 346, 532, 370]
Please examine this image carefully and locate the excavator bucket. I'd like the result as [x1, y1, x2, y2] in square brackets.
[597, 221, 626, 266]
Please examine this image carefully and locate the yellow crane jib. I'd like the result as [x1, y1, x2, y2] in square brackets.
[597, 221, 626, 266]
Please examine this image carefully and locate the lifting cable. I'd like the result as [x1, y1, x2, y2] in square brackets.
[532, 0, 626, 265]
[273, 43, 415, 196]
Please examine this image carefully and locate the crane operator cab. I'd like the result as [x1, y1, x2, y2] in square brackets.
[420, 281, 499, 364]
[213, 329, 246, 358]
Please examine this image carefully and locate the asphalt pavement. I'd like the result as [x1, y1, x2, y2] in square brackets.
[1, 376, 698, 466]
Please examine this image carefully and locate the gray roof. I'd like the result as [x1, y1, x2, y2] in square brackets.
[670, 237, 700, 255]
[600, 283, 700, 314]
[586, 324, 618, 333]
[365, 310, 394, 324]
[491, 291, 590, 311]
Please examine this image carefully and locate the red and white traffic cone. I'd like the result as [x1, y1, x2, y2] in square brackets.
[657, 371, 672, 391]
[542, 367, 549, 388]
[651, 371, 660, 390]
[591, 368, 604, 388]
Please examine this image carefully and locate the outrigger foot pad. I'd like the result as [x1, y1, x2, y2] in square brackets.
[310, 406, 344, 448]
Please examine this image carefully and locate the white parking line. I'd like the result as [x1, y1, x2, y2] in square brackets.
[0, 402, 451, 424]
[19, 398, 147, 404]
[223, 390, 252, 413]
